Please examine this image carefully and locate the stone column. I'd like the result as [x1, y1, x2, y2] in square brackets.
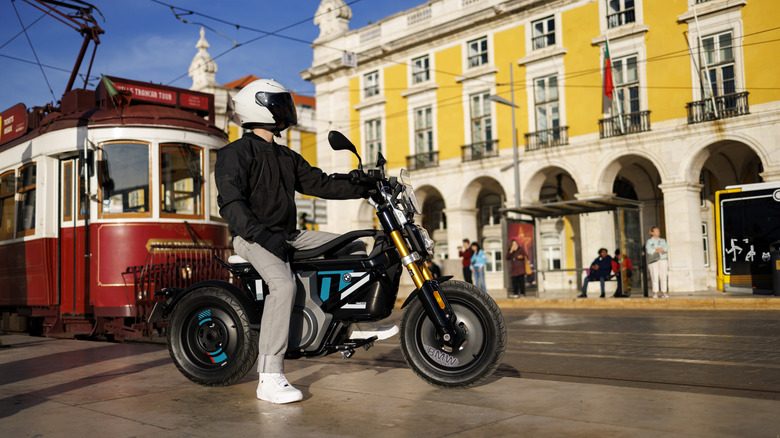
[443, 208, 478, 279]
[658, 182, 708, 292]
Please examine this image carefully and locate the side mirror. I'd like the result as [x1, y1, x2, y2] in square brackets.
[328, 131, 362, 170]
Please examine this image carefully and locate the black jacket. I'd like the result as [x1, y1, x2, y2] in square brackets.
[215, 132, 363, 246]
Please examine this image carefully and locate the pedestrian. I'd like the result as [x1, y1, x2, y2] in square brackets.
[215, 79, 378, 404]
[506, 239, 528, 298]
[470, 242, 487, 292]
[458, 238, 473, 284]
[645, 226, 669, 298]
[612, 249, 633, 297]
[578, 248, 613, 298]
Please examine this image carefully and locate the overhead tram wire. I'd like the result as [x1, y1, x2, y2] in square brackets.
[11, 0, 57, 101]
[0, 12, 46, 51]
[150, 0, 498, 91]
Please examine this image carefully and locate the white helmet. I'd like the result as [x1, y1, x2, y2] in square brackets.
[232, 79, 297, 135]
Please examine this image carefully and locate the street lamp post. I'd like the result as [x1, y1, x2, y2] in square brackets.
[489, 63, 521, 209]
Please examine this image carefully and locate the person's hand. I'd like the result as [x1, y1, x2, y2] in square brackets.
[592, 264, 599, 270]
[263, 232, 291, 262]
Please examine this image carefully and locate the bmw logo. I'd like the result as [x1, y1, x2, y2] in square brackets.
[343, 273, 352, 283]
[773, 189, 780, 202]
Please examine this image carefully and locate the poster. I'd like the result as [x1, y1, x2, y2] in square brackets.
[504, 219, 536, 288]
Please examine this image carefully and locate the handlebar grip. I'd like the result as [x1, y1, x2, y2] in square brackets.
[333, 173, 351, 181]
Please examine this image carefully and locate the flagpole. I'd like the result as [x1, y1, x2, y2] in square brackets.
[605, 35, 625, 134]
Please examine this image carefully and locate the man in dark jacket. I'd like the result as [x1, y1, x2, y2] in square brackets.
[215, 79, 371, 404]
[578, 248, 614, 298]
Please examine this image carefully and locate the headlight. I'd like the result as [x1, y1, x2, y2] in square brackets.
[399, 168, 421, 214]
[418, 226, 435, 253]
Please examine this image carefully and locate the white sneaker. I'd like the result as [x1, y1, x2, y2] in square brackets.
[256, 373, 303, 404]
[347, 323, 399, 341]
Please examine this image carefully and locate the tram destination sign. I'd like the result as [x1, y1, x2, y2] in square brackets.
[111, 80, 210, 112]
[0, 103, 28, 146]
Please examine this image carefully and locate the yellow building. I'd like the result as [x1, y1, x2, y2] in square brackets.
[302, 0, 780, 296]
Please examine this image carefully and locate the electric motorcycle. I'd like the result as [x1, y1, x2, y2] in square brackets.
[148, 131, 507, 388]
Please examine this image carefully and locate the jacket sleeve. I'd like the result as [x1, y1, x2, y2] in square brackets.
[293, 153, 365, 199]
[215, 146, 275, 245]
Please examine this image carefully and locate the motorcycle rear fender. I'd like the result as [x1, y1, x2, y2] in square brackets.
[147, 280, 260, 326]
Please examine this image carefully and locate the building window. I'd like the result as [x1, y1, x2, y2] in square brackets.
[16, 163, 36, 236]
[478, 193, 502, 227]
[484, 238, 503, 273]
[535, 75, 560, 133]
[415, 106, 433, 154]
[161, 144, 204, 218]
[532, 16, 555, 50]
[540, 232, 562, 270]
[702, 222, 710, 267]
[0, 170, 15, 240]
[365, 119, 382, 166]
[364, 71, 380, 98]
[611, 55, 640, 115]
[701, 31, 735, 98]
[470, 91, 492, 144]
[607, 0, 635, 28]
[412, 55, 430, 84]
[100, 142, 150, 217]
[467, 37, 488, 68]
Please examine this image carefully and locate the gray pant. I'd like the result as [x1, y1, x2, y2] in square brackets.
[233, 231, 366, 374]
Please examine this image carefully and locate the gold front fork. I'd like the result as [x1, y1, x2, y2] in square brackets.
[390, 230, 445, 309]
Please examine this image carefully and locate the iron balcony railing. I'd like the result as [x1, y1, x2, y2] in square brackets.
[607, 7, 635, 28]
[461, 139, 499, 162]
[525, 126, 569, 151]
[686, 92, 749, 124]
[406, 151, 439, 170]
[599, 110, 651, 138]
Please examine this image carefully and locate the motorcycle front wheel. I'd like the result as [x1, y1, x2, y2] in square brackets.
[167, 287, 258, 386]
[399, 280, 507, 388]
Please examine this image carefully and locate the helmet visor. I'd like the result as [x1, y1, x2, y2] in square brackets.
[255, 91, 298, 129]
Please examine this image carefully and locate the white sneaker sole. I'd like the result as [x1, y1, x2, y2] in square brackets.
[256, 389, 303, 404]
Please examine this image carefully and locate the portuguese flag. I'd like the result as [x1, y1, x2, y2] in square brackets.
[101, 74, 132, 107]
[603, 40, 614, 100]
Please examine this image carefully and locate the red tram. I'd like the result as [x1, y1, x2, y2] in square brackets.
[0, 77, 231, 338]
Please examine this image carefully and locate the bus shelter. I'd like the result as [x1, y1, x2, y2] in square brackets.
[501, 196, 645, 297]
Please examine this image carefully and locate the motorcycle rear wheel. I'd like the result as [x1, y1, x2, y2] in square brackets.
[167, 287, 258, 386]
[400, 280, 506, 388]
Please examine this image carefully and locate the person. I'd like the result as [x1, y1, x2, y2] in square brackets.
[215, 79, 380, 404]
[458, 239, 473, 284]
[506, 239, 528, 298]
[645, 226, 669, 298]
[612, 249, 633, 297]
[578, 248, 613, 298]
[470, 242, 487, 292]
[426, 259, 441, 278]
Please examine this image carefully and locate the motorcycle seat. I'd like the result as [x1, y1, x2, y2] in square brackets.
[226, 230, 382, 265]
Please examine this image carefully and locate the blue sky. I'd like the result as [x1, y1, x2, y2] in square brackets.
[0, 0, 426, 111]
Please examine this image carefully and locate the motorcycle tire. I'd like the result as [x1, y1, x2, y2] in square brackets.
[399, 280, 506, 388]
[167, 287, 258, 386]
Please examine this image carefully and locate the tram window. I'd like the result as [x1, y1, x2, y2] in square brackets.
[16, 163, 36, 236]
[99, 142, 151, 217]
[208, 149, 223, 221]
[161, 143, 203, 218]
[0, 171, 15, 240]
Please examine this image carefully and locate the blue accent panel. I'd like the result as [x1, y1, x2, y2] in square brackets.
[318, 270, 353, 292]
[198, 309, 211, 320]
[198, 317, 212, 326]
[320, 277, 331, 301]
